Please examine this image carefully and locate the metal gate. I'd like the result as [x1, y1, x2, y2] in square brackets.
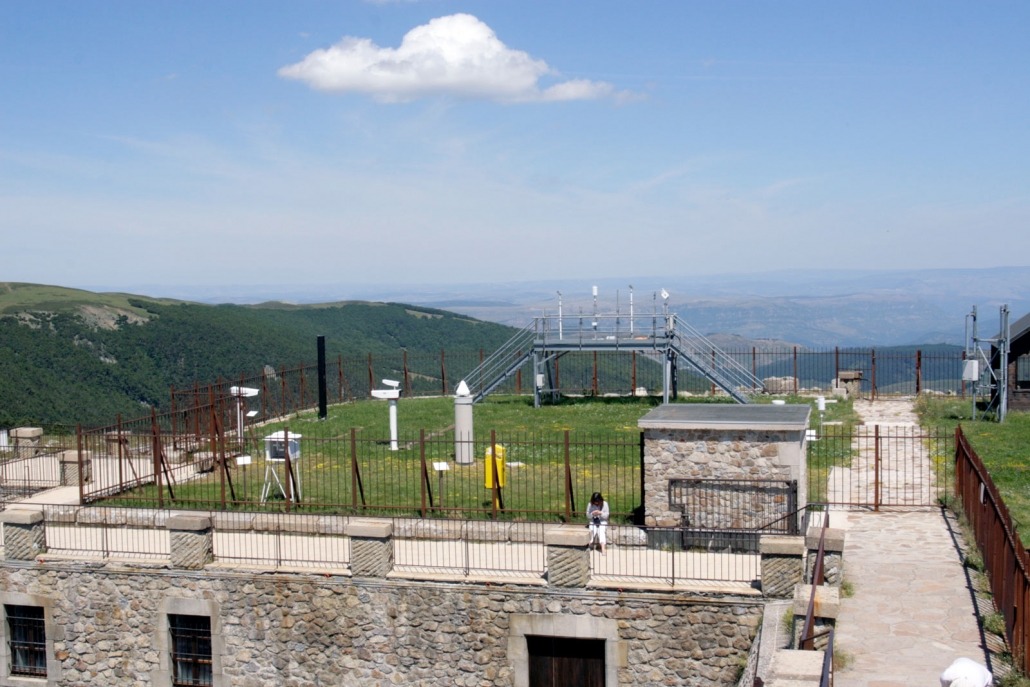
[669, 478, 799, 531]
[808, 425, 954, 508]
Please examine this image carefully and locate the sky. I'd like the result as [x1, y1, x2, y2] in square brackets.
[2, 1, 1028, 294]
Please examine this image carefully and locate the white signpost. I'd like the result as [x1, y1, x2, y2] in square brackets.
[372, 379, 401, 451]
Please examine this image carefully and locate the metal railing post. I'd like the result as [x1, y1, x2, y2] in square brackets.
[874, 424, 881, 511]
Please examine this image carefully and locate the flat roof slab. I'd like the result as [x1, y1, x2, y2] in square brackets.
[638, 404, 811, 431]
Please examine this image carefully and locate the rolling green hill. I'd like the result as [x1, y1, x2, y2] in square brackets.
[0, 283, 517, 427]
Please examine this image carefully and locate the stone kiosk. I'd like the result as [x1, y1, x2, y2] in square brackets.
[638, 404, 811, 530]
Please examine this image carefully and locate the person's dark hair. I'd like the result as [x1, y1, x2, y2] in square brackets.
[591, 492, 603, 503]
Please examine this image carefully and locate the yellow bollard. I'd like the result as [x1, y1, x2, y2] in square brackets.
[484, 445, 506, 488]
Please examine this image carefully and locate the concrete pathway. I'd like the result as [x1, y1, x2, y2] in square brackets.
[832, 398, 992, 687]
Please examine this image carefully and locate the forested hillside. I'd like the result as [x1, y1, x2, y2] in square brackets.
[0, 283, 516, 427]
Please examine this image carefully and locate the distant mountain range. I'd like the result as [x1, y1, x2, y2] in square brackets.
[103, 267, 1030, 348]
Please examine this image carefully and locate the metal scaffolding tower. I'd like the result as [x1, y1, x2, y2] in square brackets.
[965, 305, 1010, 422]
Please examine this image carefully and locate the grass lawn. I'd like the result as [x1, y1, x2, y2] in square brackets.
[917, 396, 1030, 531]
[267, 394, 665, 439]
[104, 394, 858, 520]
[107, 395, 667, 520]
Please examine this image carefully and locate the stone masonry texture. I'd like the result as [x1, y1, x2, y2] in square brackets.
[0, 563, 762, 686]
[644, 429, 794, 527]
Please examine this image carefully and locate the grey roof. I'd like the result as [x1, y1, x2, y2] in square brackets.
[1008, 311, 1030, 342]
[638, 403, 811, 431]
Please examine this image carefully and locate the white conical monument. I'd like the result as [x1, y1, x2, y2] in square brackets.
[454, 380, 474, 465]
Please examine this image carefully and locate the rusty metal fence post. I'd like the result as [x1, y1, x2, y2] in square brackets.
[873, 424, 881, 511]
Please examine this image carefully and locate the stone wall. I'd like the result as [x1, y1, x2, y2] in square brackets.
[643, 428, 802, 528]
[0, 563, 762, 687]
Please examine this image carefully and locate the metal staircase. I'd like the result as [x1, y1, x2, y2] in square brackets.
[666, 315, 762, 403]
[461, 314, 763, 404]
[464, 323, 537, 403]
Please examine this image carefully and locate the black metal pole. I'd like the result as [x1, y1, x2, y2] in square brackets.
[317, 335, 327, 420]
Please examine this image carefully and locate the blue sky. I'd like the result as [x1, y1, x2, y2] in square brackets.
[2, 1, 1028, 293]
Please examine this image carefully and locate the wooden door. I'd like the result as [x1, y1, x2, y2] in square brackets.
[526, 635, 605, 687]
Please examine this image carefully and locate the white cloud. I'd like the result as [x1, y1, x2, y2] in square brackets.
[278, 13, 619, 103]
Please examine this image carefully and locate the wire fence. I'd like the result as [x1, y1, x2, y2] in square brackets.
[0, 447, 64, 506]
[22, 506, 764, 588]
[156, 347, 966, 434]
[78, 418, 644, 522]
[72, 418, 957, 519]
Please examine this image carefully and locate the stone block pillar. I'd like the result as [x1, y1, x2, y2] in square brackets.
[792, 584, 840, 650]
[105, 431, 127, 458]
[167, 514, 213, 570]
[11, 427, 43, 457]
[545, 526, 591, 588]
[769, 648, 827, 683]
[0, 509, 46, 561]
[760, 535, 805, 598]
[59, 449, 92, 486]
[806, 526, 845, 586]
[347, 520, 394, 577]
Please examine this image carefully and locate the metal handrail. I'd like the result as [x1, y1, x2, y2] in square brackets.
[669, 315, 762, 395]
[462, 323, 537, 400]
[819, 628, 835, 687]
[800, 514, 829, 650]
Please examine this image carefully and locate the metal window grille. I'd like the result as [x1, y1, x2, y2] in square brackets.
[668, 479, 799, 534]
[6, 605, 46, 677]
[169, 615, 213, 687]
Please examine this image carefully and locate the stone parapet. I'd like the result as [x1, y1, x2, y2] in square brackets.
[11, 426, 44, 457]
[769, 648, 826, 683]
[805, 526, 845, 553]
[0, 508, 47, 560]
[348, 520, 394, 577]
[544, 525, 590, 548]
[761, 535, 805, 598]
[59, 449, 92, 485]
[11, 426, 43, 441]
[792, 584, 840, 619]
[792, 584, 839, 650]
[761, 535, 805, 556]
[806, 526, 845, 586]
[806, 552, 844, 586]
[167, 514, 213, 570]
[545, 525, 591, 587]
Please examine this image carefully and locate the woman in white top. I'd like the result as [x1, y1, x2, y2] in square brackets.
[586, 492, 609, 554]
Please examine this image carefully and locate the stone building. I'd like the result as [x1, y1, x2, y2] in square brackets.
[0, 511, 767, 687]
[639, 404, 810, 533]
[0, 404, 816, 686]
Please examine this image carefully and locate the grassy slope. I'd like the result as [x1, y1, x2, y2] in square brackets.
[0, 282, 179, 317]
[0, 284, 516, 427]
[917, 396, 1030, 532]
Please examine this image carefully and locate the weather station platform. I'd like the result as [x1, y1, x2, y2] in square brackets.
[462, 290, 764, 406]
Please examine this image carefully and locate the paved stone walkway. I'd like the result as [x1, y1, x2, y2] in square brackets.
[827, 398, 941, 506]
[832, 509, 990, 686]
[833, 399, 992, 687]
